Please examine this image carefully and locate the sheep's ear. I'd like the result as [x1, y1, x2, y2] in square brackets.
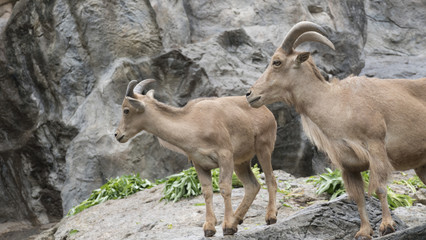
[146, 89, 155, 99]
[126, 97, 145, 112]
[295, 52, 310, 64]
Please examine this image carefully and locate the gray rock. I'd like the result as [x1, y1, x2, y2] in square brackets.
[364, 0, 426, 56]
[33, 189, 413, 240]
[361, 0, 426, 80]
[232, 195, 408, 240]
[150, 0, 191, 49]
[360, 55, 426, 79]
[1, 0, 425, 232]
[413, 189, 426, 205]
[11, 170, 426, 240]
[393, 204, 426, 228]
[375, 224, 426, 240]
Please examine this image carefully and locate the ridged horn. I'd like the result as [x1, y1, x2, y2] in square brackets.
[281, 21, 328, 54]
[133, 79, 156, 95]
[293, 31, 335, 50]
[126, 80, 138, 97]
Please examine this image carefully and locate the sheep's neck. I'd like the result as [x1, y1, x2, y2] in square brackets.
[143, 103, 192, 151]
[290, 64, 335, 124]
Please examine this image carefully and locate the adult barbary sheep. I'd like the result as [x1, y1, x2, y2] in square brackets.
[246, 21, 426, 240]
[115, 79, 278, 237]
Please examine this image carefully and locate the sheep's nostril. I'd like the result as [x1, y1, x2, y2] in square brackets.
[114, 132, 118, 137]
[245, 90, 252, 97]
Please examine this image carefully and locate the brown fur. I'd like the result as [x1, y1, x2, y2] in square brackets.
[115, 84, 278, 237]
[247, 34, 426, 239]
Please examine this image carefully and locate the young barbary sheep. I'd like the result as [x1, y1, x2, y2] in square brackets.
[115, 79, 278, 237]
[246, 21, 426, 240]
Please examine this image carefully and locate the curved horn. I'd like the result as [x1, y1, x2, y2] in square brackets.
[126, 80, 138, 97]
[293, 31, 335, 50]
[281, 21, 328, 54]
[133, 78, 156, 95]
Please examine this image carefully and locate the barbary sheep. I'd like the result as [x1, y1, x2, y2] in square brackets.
[246, 21, 426, 240]
[115, 79, 278, 237]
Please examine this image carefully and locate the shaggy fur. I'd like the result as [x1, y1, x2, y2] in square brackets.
[246, 21, 426, 240]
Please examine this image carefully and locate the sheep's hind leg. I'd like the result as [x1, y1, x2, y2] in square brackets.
[218, 150, 237, 235]
[233, 160, 261, 226]
[342, 170, 373, 240]
[368, 142, 395, 236]
[375, 185, 395, 235]
[194, 164, 217, 237]
[414, 165, 426, 185]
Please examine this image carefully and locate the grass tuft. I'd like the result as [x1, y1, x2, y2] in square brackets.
[162, 164, 261, 202]
[67, 174, 155, 216]
[68, 165, 261, 215]
[309, 168, 414, 209]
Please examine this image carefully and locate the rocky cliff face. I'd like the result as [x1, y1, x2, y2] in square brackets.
[0, 0, 424, 230]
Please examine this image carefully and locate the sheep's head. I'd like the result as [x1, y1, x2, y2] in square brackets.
[115, 79, 156, 143]
[246, 21, 335, 107]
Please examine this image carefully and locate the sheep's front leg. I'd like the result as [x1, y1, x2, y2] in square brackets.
[194, 164, 217, 237]
[256, 149, 278, 225]
[342, 170, 373, 240]
[218, 151, 237, 235]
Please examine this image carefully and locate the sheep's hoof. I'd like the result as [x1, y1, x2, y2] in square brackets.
[355, 235, 372, 240]
[238, 219, 244, 225]
[204, 229, 216, 237]
[223, 227, 238, 235]
[381, 226, 395, 236]
[266, 218, 277, 225]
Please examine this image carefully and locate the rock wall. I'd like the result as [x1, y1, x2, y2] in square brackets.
[360, 0, 426, 79]
[0, 0, 424, 227]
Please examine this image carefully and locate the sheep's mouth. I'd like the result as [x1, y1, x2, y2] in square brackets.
[248, 96, 261, 105]
[117, 135, 125, 142]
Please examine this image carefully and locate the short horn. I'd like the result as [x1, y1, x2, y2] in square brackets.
[281, 21, 328, 54]
[293, 31, 335, 50]
[126, 80, 138, 97]
[133, 78, 156, 95]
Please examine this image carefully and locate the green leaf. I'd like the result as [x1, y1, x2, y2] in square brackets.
[69, 229, 79, 236]
[67, 174, 156, 216]
[161, 165, 261, 202]
[312, 169, 414, 209]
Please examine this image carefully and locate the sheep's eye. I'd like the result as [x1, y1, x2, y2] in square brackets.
[272, 60, 281, 66]
[123, 109, 130, 115]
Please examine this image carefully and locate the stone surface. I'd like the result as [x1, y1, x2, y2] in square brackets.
[375, 224, 426, 240]
[31, 170, 426, 240]
[231, 195, 407, 240]
[393, 204, 426, 228]
[0, 0, 425, 234]
[360, 0, 426, 79]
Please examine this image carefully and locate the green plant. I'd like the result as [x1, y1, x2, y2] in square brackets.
[162, 167, 202, 202]
[211, 164, 261, 189]
[69, 229, 79, 236]
[278, 180, 294, 207]
[162, 165, 261, 202]
[386, 187, 414, 210]
[67, 174, 155, 216]
[310, 169, 414, 209]
[362, 171, 414, 209]
[310, 168, 346, 200]
[68, 165, 262, 215]
[393, 175, 426, 193]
